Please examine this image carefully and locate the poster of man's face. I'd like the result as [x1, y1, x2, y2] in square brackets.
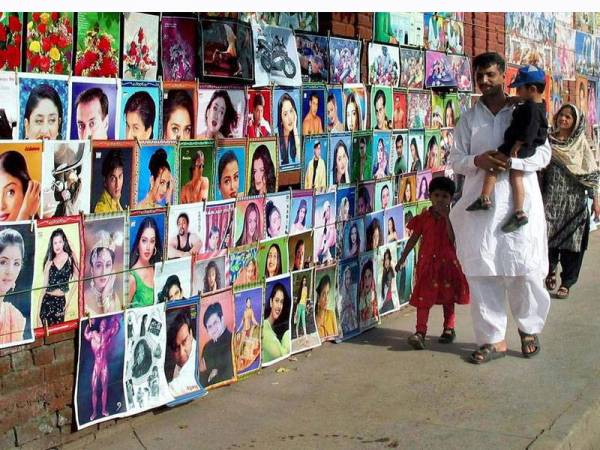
[90, 143, 133, 214]
[119, 81, 161, 140]
[70, 78, 119, 140]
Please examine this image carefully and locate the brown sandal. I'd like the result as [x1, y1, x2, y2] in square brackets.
[545, 272, 557, 291]
[553, 286, 569, 299]
[468, 344, 507, 364]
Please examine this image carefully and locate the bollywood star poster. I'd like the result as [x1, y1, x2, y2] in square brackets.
[233, 287, 263, 376]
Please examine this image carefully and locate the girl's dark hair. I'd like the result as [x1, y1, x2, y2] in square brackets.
[366, 218, 382, 250]
[248, 144, 276, 195]
[159, 275, 182, 303]
[0, 151, 31, 195]
[345, 93, 361, 131]
[410, 138, 420, 160]
[419, 177, 428, 198]
[44, 228, 78, 277]
[428, 176, 456, 196]
[0, 229, 25, 277]
[89, 246, 115, 265]
[360, 259, 374, 289]
[265, 201, 281, 236]
[25, 84, 64, 138]
[334, 140, 349, 183]
[203, 260, 222, 292]
[206, 90, 239, 137]
[381, 248, 394, 298]
[265, 281, 291, 340]
[316, 274, 331, 300]
[125, 91, 156, 138]
[277, 93, 298, 163]
[294, 199, 307, 226]
[149, 148, 170, 179]
[163, 89, 194, 137]
[236, 202, 260, 246]
[428, 136, 437, 151]
[264, 244, 282, 276]
[218, 150, 238, 182]
[130, 217, 162, 268]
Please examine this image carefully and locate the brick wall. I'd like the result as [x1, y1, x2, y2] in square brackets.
[463, 12, 505, 57]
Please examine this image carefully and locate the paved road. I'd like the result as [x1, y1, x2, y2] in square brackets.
[71, 233, 600, 450]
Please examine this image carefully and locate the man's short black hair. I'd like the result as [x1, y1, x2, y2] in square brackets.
[76, 87, 109, 118]
[203, 302, 223, 328]
[101, 150, 124, 179]
[177, 213, 189, 224]
[473, 52, 506, 74]
[167, 311, 192, 351]
[429, 176, 456, 196]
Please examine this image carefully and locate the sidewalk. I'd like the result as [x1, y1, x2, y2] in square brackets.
[68, 233, 600, 450]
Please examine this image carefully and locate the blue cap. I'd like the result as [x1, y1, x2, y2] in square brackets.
[510, 65, 546, 88]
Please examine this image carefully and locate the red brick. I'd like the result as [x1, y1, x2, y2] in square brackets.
[357, 25, 372, 40]
[0, 339, 42, 358]
[44, 330, 75, 345]
[357, 13, 372, 27]
[474, 18, 486, 29]
[10, 351, 32, 371]
[0, 386, 46, 431]
[32, 346, 54, 367]
[56, 406, 73, 428]
[43, 358, 75, 382]
[0, 355, 11, 376]
[14, 414, 57, 446]
[474, 37, 487, 49]
[53, 339, 75, 361]
[1, 366, 43, 392]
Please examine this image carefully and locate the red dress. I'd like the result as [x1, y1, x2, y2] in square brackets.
[407, 208, 470, 308]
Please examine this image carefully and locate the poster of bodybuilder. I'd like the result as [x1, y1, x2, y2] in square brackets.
[290, 268, 321, 354]
[233, 287, 263, 375]
[167, 202, 206, 260]
[154, 257, 192, 303]
[0, 222, 35, 350]
[41, 140, 91, 218]
[262, 274, 292, 367]
[75, 312, 126, 429]
[69, 76, 119, 140]
[199, 288, 236, 388]
[90, 140, 134, 214]
[123, 304, 174, 415]
[165, 297, 206, 404]
[82, 214, 126, 316]
[178, 140, 215, 203]
[336, 258, 360, 341]
[252, 23, 302, 87]
[0, 72, 19, 139]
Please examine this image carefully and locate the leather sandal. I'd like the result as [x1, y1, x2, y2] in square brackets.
[468, 344, 507, 364]
[518, 329, 541, 358]
[553, 286, 570, 299]
[438, 328, 456, 344]
[408, 332, 426, 350]
[545, 272, 557, 291]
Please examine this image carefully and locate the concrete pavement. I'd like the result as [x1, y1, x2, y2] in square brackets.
[66, 233, 600, 450]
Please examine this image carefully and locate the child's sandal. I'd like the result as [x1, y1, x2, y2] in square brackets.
[466, 196, 492, 211]
[408, 332, 426, 350]
[438, 328, 456, 344]
[501, 210, 529, 233]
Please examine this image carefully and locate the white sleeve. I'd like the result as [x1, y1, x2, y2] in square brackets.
[448, 111, 477, 176]
[510, 139, 551, 172]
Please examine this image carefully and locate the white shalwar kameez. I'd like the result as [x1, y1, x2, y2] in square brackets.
[448, 100, 552, 345]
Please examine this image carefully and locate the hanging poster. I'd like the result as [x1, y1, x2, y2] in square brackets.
[365, 211, 384, 252]
[424, 129, 443, 170]
[119, 80, 162, 140]
[25, 12, 74, 74]
[74, 12, 120, 77]
[247, 138, 279, 195]
[90, 140, 134, 213]
[69, 76, 119, 139]
[74, 312, 126, 429]
[368, 43, 400, 87]
[288, 230, 313, 270]
[258, 237, 289, 281]
[123, 304, 174, 415]
[167, 202, 205, 260]
[400, 48, 424, 89]
[396, 239, 414, 304]
[440, 128, 454, 167]
[229, 244, 259, 288]
[407, 92, 431, 129]
[377, 243, 400, 316]
[336, 185, 356, 222]
[18, 72, 70, 140]
[162, 81, 197, 140]
[358, 251, 379, 331]
[247, 88, 273, 137]
[0, 222, 35, 350]
[302, 134, 328, 193]
[215, 140, 246, 200]
[290, 269, 320, 353]
[199, 18, 254, 85]
[329, 37, 361, 84]
[197, 86, 247, 139]
[343, 84, 367, 132]
[313, 225, 336, 267]
[301, 86, 326, 136]
[165, 298, 206, 404]
[0, 140, 42, 222]
[446, 20, 464, 54]
[241, 13, 318, 32]
[155, 257, 192, 303]
[0, 72, 19, 139]
[416, 170, 433, 201]
[252, 23, 302, 87]
[122, 13, 159, 81]
[329, 133, 352, 185]
[134, 141, 177, 209]
[342, 218, 366, 258]
[234, 197, 265, 247]
[161, 16, 197, 82]
[289, 190, 314, 234]
[384, 204, 404, 244]
[0, 13, 23, 71]
[233, 287, 263, 375]
[82, 214, 125, 316]
[264, 192, 290, 239]
[273, 87, 302, 170]
[178, 140, 215, 203]
[423, 13, 447, 52]
[370, 86, 393, 131]
[199, 288, 236, 388]
[392, 89, 407, 130]
[357, 181, 375, 215]
[296, 32, 329, 83]
[425, 51, 456, 89]
[336, 258, 360, 341]
[314, 266, 338, 342]
[373, 12, 423, 47]
[399, 172, 417, 204]
[202, 199, 235, 259]
[390, 132, 409, 177]
[448, 55, 472, 92]
[372, 131, 392, 179]
[575, 31, 594, 76]
[41, 140, 91, 218]
[192, 256, 228, 296]
[374, 179, 393, 211]
[262, 274, 292, 366]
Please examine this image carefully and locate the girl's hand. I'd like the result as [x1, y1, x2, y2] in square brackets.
[17, 180, 41, 220]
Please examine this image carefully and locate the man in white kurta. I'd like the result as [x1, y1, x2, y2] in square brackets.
[448, 52, 551, 362]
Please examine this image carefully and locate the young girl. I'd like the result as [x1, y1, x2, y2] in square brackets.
[396, 176, 469, 349]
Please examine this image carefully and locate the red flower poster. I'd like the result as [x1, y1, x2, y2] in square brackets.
[75, 12, 120, 78]
[0, 12, 23, 71]
[26, 12, 73, 74]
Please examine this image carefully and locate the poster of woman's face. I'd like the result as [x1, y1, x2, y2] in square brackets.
[384, 204, 404, 244]
[417, 170, 432, 201]
[372, 131, 392, 179]
[336, 186, 355, 223]
[0, 141, 42, 223]
[399, 173, 417, 205]
[234, 198, 265, 247]
[193, 256, 228, 297]
[155, 257, 192, 304]
[314, 266, 338, 341]
[70, 77, 119, 140]
[229, 245, 259, 288]
[32, 218, 82, 329]
[247, 139, 278, 196]
[18, 73, 69, 140]
[265, 192, 289, 239]
[358, 251, 378, 331]
[200, 19, 254, 84]
[123, 304, 174, 413]
[215, 144, 246, 200]
[83, 215, 125, 316]
[289, 191, 314, 235]
[129, 211, 166, 268]
[258, 237, 289, 281]
[233, 287, 263, 375]
[356, 181, 375, 216]
[313, 192, 336, 229]
[75, 312, 126, 429]
[301, 88, 325, 136]
[424, 130, 443, 170]
[246, 88, 272, 138]
[119, 81, 161, 140]
[407, 130, 425, 172]
[90, 142, 134, 214]
[313, 225, 336, 266]
[296, 33, 329, 83]
[377, 243, 399, 316]
[365, 211, 384, 252]
[0, 222, 36, 349]
[135, 143, 177, 209]
[274, 87, 302, 170]
[375, 180, 393, 211]
[337, 259, 359, 340]
[288, 231, 313, 271]
[329, 133, 352, 186]
[197, 87, 246, 139]
[0, 72, 19, 139]
[329, 37, 361, 84]
[290, 269, 320, 353]
[199, 289, 235, 387]
[343, 86, 367, 132]
[162, 84, 196, 140]
[343, 218, 365, 258]
[164, 300, 204, 402]
[368, 43, 400, 87]
[262, 275, 292, 366]
[400, 48, 424, 89]
[178, 140, 215, 204]
[41, 140, 91, 218]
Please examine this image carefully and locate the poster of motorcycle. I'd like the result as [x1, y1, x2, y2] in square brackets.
[199, 18, 255, 85]
[252, 23, 302, 87]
